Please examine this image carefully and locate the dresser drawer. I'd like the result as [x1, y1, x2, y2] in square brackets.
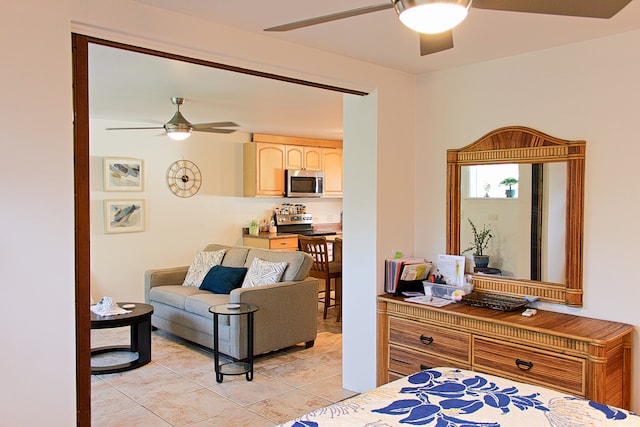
[389, 317, 471, 364]
[473, 337, 585, 396]
[388, 370, 406, 383]
[269, 237, 298, 251]
[389, 344, 470, 376]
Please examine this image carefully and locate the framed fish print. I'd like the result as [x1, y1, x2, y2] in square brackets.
[103, 157, 144, 191]
[104, 199, 145, 234]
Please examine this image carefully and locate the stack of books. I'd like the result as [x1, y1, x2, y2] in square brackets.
[384, 258, 433, 294]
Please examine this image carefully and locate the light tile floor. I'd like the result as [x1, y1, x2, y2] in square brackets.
[91, 308, 353, 426]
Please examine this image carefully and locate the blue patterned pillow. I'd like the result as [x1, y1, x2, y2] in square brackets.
[241, 257, 288, 287]
[199, 265, 247, 294]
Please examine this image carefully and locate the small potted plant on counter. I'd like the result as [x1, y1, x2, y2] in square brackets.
[462, 218, 493, 268]
[249, 220, 260, 236]
[499, 177, 518, 198]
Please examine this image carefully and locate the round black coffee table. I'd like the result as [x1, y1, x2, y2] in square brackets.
[90, 302, 154, 374]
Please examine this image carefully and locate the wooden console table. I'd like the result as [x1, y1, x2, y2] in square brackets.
[377, 295, 633, 409]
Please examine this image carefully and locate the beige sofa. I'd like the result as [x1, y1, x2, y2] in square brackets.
[144, 244, 318, 360]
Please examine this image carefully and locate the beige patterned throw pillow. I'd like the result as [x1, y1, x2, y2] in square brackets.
[241, 257, 288, 287]
[182, 249, 226, 287]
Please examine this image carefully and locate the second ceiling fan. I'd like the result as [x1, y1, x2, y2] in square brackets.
[264, 0, 633, 56]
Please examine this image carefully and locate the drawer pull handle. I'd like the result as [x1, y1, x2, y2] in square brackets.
[420, 364, 432, 371]
[515, 359, 534, 370]
[419, 335, 434, 345]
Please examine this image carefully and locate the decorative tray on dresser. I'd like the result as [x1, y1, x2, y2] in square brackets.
[377, 294, 634, 410]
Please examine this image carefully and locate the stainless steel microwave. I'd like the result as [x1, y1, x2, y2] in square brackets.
[285, 169, 324, 197]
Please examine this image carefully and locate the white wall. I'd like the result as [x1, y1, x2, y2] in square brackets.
[14, 0, 637, 423]
[415, 29, 640, 410]
[90, 119, 343, 301]
[342, 91, 379, 391]
[3, 0, 415, 423]
[1, 2, 76, 425]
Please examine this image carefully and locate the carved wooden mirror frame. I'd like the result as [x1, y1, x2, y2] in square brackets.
[447, 126, 585, 306]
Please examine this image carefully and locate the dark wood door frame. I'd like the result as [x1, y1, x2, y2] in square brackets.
[530, 163, 544, 281]
[72, 33, 91, 427]
[72, 34, 364, 425]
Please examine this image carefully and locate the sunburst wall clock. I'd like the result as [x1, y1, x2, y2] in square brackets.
[166, 160, 202, 198]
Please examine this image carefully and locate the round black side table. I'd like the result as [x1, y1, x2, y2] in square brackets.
[209, 303, 259, 383]
[90, 302, 154, 374]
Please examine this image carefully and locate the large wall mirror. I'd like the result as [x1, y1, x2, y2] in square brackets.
[446, 126, 585, 306]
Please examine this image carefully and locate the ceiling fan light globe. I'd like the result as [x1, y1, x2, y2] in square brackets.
[396, 0, 469, 34]
[165, 127, 192, 140]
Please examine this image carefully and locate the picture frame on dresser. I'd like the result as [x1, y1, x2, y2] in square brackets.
[103, 157, 144, 191]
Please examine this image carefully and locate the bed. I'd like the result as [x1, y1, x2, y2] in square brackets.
[278, 367, 639, 426]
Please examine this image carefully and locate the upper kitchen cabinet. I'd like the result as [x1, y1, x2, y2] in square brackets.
[285, 146, 322, 171]
[244, 133, 342, 198]
[322, 147, 343, 198]
[244, 141, 286, 197]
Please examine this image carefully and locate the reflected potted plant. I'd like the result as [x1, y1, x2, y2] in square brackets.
[500, 177, 518, 198]
[462, 218, 493, 268]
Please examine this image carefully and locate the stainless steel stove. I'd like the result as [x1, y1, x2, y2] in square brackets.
[275, 214, 336, 236]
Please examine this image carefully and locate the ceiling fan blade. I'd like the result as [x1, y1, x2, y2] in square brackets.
[192, 121, 239, 129]
[193, 128, 237, 134]
[264, 3, 393, 32]
[420, 31, 454, 56]
[106, 126, 164, 130]
[471, 0, 632, 19]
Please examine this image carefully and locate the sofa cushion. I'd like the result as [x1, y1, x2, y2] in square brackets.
[199, 265, 247, 294]
[149, 285, 206, 310]
[203, 244, 250, 268]
[245, 248, 312, 281]
[182, 249, 226, 287]
[241, 257, 287, 287]
[220, 247, 250, 268]
[185, 293, 232, 326]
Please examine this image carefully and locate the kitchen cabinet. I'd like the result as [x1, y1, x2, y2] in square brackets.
[322, 147, 343, 198]
[285, 146, 322, 171]
[377, 295, 633, 409]
[242, 234, 298, 251]
[244, 133, 342, 198]
[244, 141, 286, 197]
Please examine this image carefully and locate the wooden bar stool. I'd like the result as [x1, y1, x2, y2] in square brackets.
[299, 235, 342, 321]
[332, 237, 342, 322]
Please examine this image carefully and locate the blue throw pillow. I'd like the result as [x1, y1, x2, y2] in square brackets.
[199, 265, 248, 294]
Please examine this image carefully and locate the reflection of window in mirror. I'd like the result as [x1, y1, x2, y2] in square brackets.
[466, 164, 519, 198]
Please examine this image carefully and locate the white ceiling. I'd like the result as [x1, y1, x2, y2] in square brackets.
[90, 0, 640, 140]
[135, 0, 640, 74]
[89, 44, 345, 140]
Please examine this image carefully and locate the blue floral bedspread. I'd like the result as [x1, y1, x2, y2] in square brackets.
[278, 367, 640, 426]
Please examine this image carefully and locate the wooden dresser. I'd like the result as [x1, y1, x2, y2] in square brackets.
[377, 295, 633, 409]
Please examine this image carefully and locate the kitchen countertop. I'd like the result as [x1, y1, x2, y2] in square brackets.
[242, 231, 299, 239]
[242, 224, 342, 240]
[242, 231, 343, 240]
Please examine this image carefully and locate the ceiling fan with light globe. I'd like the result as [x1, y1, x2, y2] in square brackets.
[264, 0, 633, 56]
[106, 97, 239, 140]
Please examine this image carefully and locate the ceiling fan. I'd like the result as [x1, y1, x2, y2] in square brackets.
[264, 0, 633, 56]
[106, 97, 239, 140]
